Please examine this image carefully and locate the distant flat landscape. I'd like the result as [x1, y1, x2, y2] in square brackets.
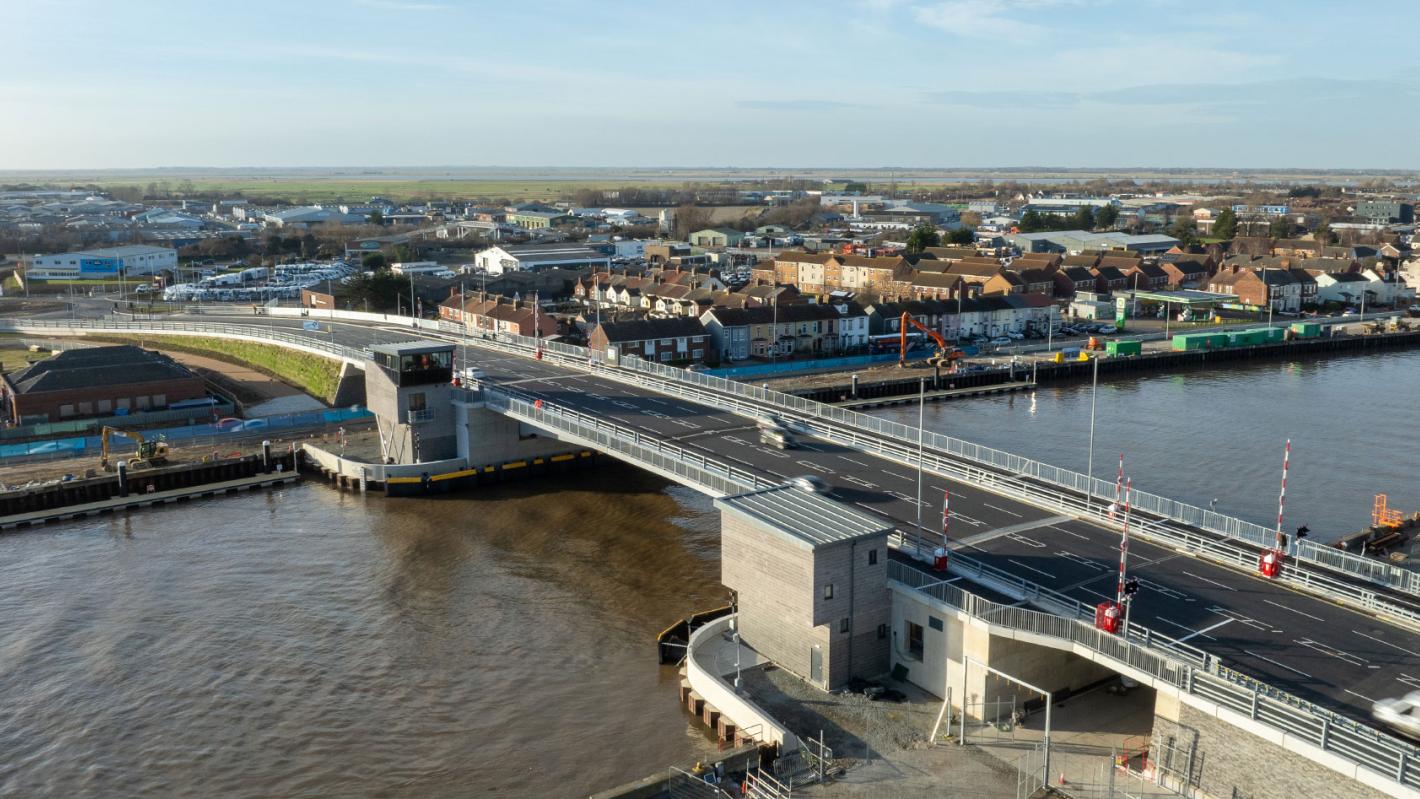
[2, 166, 1418, 203]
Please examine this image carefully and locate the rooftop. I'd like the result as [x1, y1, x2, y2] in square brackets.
[3, 345, 197, 394]
[369, 341, 455, 357]
[715, 485, 892, 549]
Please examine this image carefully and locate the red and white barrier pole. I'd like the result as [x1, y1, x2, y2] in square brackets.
[1117, 477, 1132, 607]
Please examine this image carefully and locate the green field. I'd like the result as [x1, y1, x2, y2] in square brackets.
[90, 334, 342, 403]
[86, 178, 684, 204]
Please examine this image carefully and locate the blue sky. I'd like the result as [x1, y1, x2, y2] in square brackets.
[4, 0, 1418, 170]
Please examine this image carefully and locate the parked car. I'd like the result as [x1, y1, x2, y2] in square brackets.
[989, 336, 1012, 346]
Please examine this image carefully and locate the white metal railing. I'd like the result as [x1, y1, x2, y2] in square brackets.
[888, 560, 1420, 793]
[16, 315, 1415, 606]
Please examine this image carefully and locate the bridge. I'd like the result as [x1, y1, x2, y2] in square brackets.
[7, 311, 1420, 798]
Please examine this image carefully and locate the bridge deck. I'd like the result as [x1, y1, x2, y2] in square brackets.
[174, 314, 1420, 729]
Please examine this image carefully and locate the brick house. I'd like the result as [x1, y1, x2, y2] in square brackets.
[589, 317, 711, 364]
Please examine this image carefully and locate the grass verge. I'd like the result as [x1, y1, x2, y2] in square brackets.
[90, 334, 342, 404]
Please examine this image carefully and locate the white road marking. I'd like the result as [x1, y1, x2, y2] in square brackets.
[796, 460, 831, 474]
[1048, 525, 1090, 541]
[1345, 689, 1376, 703]
[1004, 533, 1046, 549]
[888, 491, 921, 504]
[1137, 578, 1188, 601]
[1294, 638, 1367, 667]
[1058, 551, 1107, 571]
[841, 457, 873, 468]
[1182, 570, 1237, 592]
[1398, 674, 1420, 690]
[1177, 618, 1233, 644]
[1007, 559, 1055, 579]
[1354, 630, 1420, 658]
[844, 475, 878, 488]
[1264, 599, 1324, 623]
[883, 470, 912, 481]
[982, 502, 1023, 518]
[647, 398, 669, 405]
[1208, 606, 1277, 633]
[1243, 649, 1313, 679]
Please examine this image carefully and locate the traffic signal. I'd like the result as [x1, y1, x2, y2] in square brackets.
[1123, 578, 1140, 597]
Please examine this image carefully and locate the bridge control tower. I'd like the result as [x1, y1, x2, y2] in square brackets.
[366, 342, 458, 463]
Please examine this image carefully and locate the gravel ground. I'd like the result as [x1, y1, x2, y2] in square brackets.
[741, 664, 1026, 798]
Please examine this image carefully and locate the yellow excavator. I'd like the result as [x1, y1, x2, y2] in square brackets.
[100, 427, 170, 471]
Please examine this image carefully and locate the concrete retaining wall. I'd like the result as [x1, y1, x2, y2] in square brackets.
[686, 615, 797, 753]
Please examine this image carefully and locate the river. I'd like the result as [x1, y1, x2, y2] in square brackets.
[0, 466, 726, 797]
[2, 348, 1416, 797]
[878, 347, 1420, 543]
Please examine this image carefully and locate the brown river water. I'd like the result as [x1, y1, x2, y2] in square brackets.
[4, 348, 1417, 796]
[0, 464, 726, 797]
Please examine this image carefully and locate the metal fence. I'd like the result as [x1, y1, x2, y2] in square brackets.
[12, 317, 1416, 603]
[602, 353, 1420, 598]
[887, 560, 1420, 793]
[477, 386, 769, 498]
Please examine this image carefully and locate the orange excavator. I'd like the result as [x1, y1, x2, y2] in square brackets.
[899, 311, 965, 368]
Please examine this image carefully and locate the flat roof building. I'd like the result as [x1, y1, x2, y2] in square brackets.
[26, 244, 177, 281]
[473, 244, 611, 276]
[716, 485, 893, 691]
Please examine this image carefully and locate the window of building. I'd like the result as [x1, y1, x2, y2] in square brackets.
[691, 349, 703, 360]
[152, 394, 166, 407]
[840, 617, 851, 634]
[877, 623, 888, 640]
[823, 583, 834, 600]
[929, 616, 944, 632]
[868, 549, 878, 565]
[78, 401, 93, 415]
[116, 398, 130, 411]
[135, 395, 151, 410]
[906, 621, 924, 660]
[59, 404, 75, 418]
[409, 392, 427, 412]
[97, 399, 112, 413]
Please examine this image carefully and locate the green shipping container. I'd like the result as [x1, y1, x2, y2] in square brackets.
[1291, 321, 1322, 338]
[1209, 333, 1231, 347]
[1252, 326, 1286, 342]
[1107, 339, 1143, 356]
[1172, 333, 1210, 351]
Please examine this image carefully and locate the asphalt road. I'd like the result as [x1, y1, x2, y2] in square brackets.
[172, 314, 1420, 726]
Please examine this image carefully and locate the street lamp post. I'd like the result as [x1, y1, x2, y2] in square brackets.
[1085, 354, 1100, 510]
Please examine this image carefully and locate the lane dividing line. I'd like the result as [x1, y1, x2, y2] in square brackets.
[1353, 630, 1420, 659]
[1181, 570, 1238, 592]
[1177, 618, 1233, 644]
[1263, 599, 1325, 623]
[1242, 649, 1313, 679]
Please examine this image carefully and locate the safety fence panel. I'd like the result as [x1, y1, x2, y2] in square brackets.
[887, 560, 1420, 792]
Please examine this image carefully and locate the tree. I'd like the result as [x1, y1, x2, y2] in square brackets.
[672, 204, 712, 240]
[946, 228, 975, 245]
[1018, 210, 1045, 232]
[1071, 206, 1096, 231]
[1095, 204, 1119, 230]
[905, 224, 941, 253]
[1312, 220, 1334, 245]
[341, 269, 408, 312]
[369, 209, 384, 226]
[361, 252, 387, 270]
[1268, 218, 1294, 239]
[1211, 208, 1238, 240]
[1169, 215, 1199, 246]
